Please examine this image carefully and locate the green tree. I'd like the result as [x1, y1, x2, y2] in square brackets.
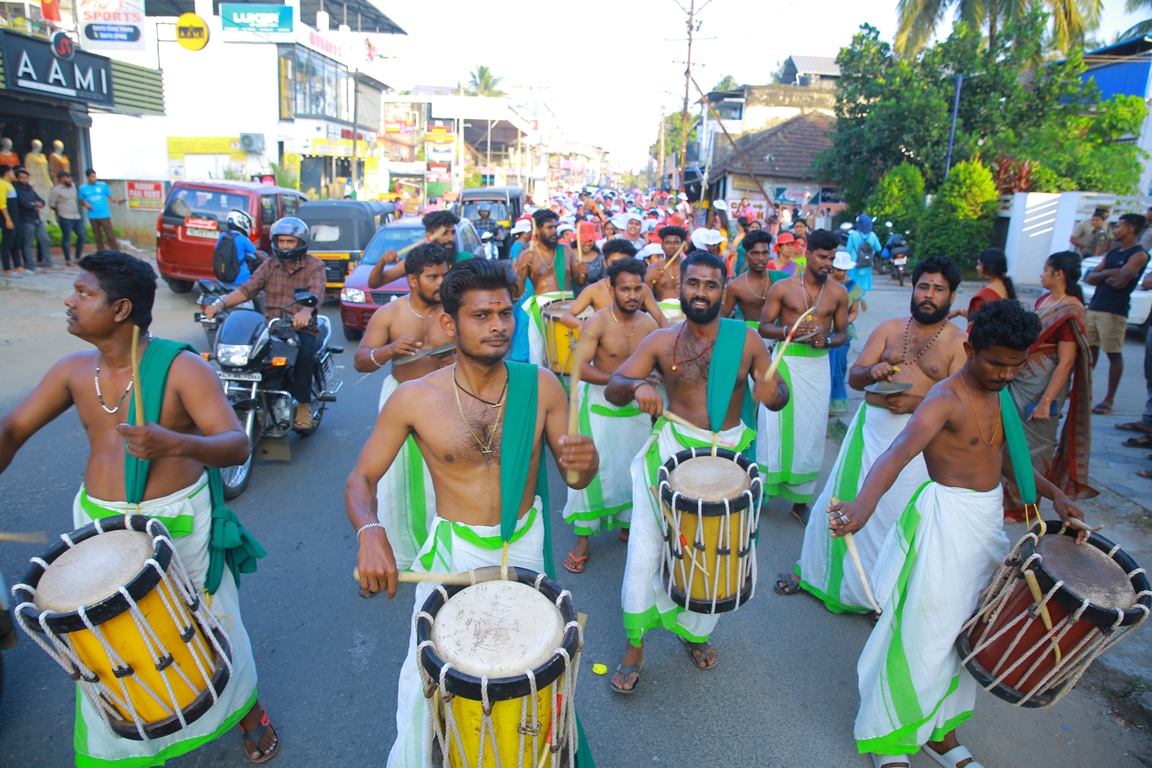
[467, 66, 504, 97]
[867, 163, 926, 236]
[916, 160, 998, 269]
[895, 0, 1102, 56]
[649, 112, 697, 165]
[712, 75, 740, 91]
[1119, 0, 1152, 40]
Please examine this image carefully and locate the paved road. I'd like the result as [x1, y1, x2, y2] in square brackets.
[0, 267, 1149, 767]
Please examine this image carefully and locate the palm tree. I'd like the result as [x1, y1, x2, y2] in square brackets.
[895, 0, 1102, 56]
[1119, 0, 1152, 39]
[712, 75, 740, 91]
[467, 66, 505, 97]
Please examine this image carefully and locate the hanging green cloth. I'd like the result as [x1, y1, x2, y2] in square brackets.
[553, 244, 568, 293]
[1000, 388, 1037, 505]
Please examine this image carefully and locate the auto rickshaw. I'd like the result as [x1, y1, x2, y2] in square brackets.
[297, 200, 396, 295]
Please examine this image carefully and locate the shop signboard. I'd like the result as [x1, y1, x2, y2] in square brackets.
[0, 30, 114, 106]
[221, 3, 293, 42]
[126, 180, 165, 210]
[77, 0, 145, 52]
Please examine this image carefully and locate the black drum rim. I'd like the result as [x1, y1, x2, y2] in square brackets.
[658, 447, 762, 516]
[954, 631, 1055, 709]
[1022, 521, 1152, 628]
[666, 570, 754, 614]
[416, 566, 580, 702]
[14, 516, 177, 635]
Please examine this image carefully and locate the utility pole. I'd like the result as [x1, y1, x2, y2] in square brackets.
[677, 0, 696, 196]
[657, 105, 666, 191]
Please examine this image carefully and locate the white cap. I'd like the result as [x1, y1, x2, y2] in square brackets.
[558, 223, 575, 234]
[690, 227, 723, 249]
[638, 243, 665, 260]
[832, 250, 855, 270]
[712, 200, 728, 211]
[510, 220, 532, 235]
[622, 212, 642, 224]
[610, 214, 628, 230]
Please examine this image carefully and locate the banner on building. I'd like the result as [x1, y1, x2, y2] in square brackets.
[126, 180, 165, 210]
[221, 3, 293, 42]
[78, 0, 145, 52]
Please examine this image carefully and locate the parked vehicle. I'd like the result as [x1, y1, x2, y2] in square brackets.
[1080, 256, 1152, 328]
[157, 181, 307, 294]
[296, 200, 396, 296]
[456, 186, 525, 259]
[195, 291, 343, 498]
[878, 223, 911, 286]
[339, 217, 482, 340]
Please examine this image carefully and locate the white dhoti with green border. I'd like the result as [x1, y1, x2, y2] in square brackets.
[377, 374, 436, 571]
[71, 475, 258, 768]
[855, 482, 1008, 756]
[388, 501, 546, 768]
[562, 382, 651, 536]
[524, 291, 572, 368]
[757, 344, 829, 504]
[621, 418, 756, 645]
[798, 404, 929, 614]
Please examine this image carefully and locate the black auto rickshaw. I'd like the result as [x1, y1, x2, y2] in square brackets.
[297, 200, 396, 294]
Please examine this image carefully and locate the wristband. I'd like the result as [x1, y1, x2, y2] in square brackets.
[356, 521, 384, 542]
[369, 347, 384, 368]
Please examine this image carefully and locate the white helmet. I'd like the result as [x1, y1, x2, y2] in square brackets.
[226, 209, 253, 236]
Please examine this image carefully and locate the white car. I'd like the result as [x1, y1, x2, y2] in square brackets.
[1080, 256, 1152, 327]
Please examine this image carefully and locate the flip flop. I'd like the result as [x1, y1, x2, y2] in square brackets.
[1123, 435, 1152, 448]
[239, 709, 280, 764]
[1092, 403, 1114, 415]
[871, 756, 910, 768]
[1138, 469, 1152, 480]
[563, 551, 588, 574]
[609, 663, 643, 694]
[1117, 421, 1152, 433]
[791, 505, 810, 526]
[922, 744, 985, 768]
[773, 572, 802, 595]
[678, 636, 717, 670]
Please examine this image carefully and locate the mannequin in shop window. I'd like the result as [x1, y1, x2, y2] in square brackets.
[24, 140, 52, 206]
[0, 138, 18, 169]
[49, 140, 70, 185]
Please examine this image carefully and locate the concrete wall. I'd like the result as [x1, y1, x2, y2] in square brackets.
[741, 85, 835, 135]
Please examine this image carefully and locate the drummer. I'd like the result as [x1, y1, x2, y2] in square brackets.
[720, 229, 774, 327]
[757, 229, 850, 524]
[352, 242, 455, 570]
[562, 258, 664, 574]
[368, 210, 469, 289]
[645, 225, 688, 301]
[560, 241, 668, 329]
[0, 251, 279, 764]
[515, 209, 577, 367]
[604, 251, 788, 694]
[830, 299, 1086, 768]
[778, 257, 967, 606]
[344, 258, 599, 767]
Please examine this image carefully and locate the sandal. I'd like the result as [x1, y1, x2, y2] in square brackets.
[1116, 421, 1152, 433]
[293, 404, 313, 430]
[609, 663, 643, 694]
[923, 744, 985, 768]
[871, 756, 910, 768]
[774, 572, 802, 595]
[791, 504, 810, 526]
[1091, 403, 1114, 415]
[1138, 469, 1152, 480]
[1123, 435, 1152, 448]
[563, 550, 588, 574]
[239, 708, 280, 764]
[678, 636, 717, 669]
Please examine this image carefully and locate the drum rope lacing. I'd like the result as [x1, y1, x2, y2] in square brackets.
[959, 522, 1151, 708]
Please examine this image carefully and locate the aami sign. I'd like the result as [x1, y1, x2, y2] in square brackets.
[0, 30, 114, 107]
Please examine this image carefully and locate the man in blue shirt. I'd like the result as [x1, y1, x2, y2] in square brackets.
[218, 209, 259, 283]
[78, 169, 123, 251]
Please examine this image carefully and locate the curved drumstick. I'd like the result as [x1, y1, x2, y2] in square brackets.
[762, 312, 813, 383]
[0, 531, 48, 544]
[653, 241, 687, 285]
[353, 567, 477, 585]
[830, 496, 882, 615]
[399, 227, 446, 258]
[565, 334, 596, 485]
[131, 325, 144, 426]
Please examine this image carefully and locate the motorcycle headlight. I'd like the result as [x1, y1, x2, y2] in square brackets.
[341, 287, 367, 303]
[216, 344, 252, 367]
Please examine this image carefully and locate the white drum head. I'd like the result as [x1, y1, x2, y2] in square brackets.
[431, 580, 563, 678]
[669, 456, 751, 501]
[1037, 534, 1137, 610]
[35, 529, 153, 613]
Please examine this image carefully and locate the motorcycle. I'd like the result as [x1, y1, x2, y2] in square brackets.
[195, 291, 343, 499]
[195, 278, 258, 351]
[879, 222, 911, 287]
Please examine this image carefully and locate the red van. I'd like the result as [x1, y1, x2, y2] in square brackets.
[155, 181, 308, 293]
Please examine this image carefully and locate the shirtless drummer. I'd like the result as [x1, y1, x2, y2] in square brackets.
[721, 229, 774, 328]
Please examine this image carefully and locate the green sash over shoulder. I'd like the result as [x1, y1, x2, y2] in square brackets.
[126, 338, 265, 595]
[706, 318, 746, 432]
[553, 244, 568, 293]
[1000, 388, 1037, 506]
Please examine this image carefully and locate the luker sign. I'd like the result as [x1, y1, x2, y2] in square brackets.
[0, 30, 114, 107]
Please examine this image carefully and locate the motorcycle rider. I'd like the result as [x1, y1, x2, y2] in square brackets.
[204, 217, 326, 429]
[218, 209, 261, 283]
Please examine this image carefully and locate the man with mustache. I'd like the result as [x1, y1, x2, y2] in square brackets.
[367, 210, 469, 289]
[721, 229, 774, 332]
[757, 229, 851, 524]
[645, 225, 688, 302]
[352, 243, 456, 571]
[775, 257, 968, 605]
[561, 258, 663, 574]
[346, 258, 599, 767]
[559, 241, 668, 329]
[515, 209, 577, 367]
[603, 251, 789, 693]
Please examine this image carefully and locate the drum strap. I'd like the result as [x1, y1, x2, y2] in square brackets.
[1000, 388, 1038, 510]
[500, 362, 556, 579]
[124, 338, 195, 504]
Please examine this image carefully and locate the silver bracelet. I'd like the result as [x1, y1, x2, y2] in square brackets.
[356, 521, 384, 542]
[369, 347, 384, 368]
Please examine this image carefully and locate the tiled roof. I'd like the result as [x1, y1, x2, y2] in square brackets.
[710, 113, 833, 181]
[787, 56, 842, 77]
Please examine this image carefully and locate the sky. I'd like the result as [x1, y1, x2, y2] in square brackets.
[370, 0, 1146, 172]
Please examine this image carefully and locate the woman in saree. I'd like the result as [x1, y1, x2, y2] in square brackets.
[949, 248, 1016, 329]
[1004, 251, 1098, 521]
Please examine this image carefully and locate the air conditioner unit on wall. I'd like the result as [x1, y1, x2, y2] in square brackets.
[240, 133, 265, 153]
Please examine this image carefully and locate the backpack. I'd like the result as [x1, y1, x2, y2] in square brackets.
[854, 234, 875, 268]
[212, 232, 241, 283]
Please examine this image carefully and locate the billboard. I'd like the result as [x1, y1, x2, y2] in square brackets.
[77, 0, 145, 52]
[221, 3, 294, 42]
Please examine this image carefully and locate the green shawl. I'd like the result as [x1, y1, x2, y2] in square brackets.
[1000, 388, 1037, 506]
[126, 338, 265, 595]
[553, 244, 569, 293]
[705, 318, 757, 458]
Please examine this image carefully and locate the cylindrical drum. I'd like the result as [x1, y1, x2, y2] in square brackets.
[957, 521, 1151, 708]
[416, 566, 582, 768]
[541, 299, 589, 375]
[12, 515, 232, 739]
[658, 447, 763, 614]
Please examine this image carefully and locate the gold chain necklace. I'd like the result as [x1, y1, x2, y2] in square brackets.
[959, 371, 1000, 446]
[747, 270, 769, 301]
[452, 364, 504, 453]
[800, 271, 825, 314]
[610, 305, 638, 338]
[406, 296, 437, 319]
[901, 318, 948, 367]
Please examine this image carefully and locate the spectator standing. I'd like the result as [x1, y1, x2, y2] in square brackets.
[1125, 269, 1152, 480]
[78, 169, 123, 251]
[737, 197, 756, 220]
[828, 249, 864, 415]
[14, 167, 51, 270]
[48, 171, 84, 265]
[846, 213, 881, 291]
[1069, 209, 1110, 259]
[949, 248, 1016, 327]
[0, 164, 17, 275]
[1084, 212, 1150, 415]
[1140, 207, 1152, 255]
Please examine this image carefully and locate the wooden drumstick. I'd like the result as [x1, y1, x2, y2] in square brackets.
[659, 409, 702, 433]
[1066, 517, 1104, 533]
[565, 336, 595, 485]
[653, 241, 687, 284]
[830, 496, 883, 615]
[762, 312, 813, 384]
[399, 227, 446, 258]
[353, 567, 477, 585]
[0, 531, 49, 544]
[131, 324, 144, 426]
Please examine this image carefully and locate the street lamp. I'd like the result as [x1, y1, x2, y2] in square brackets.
[945, 71, 982, 179]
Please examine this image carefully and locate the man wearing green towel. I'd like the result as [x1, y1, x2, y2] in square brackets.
[603, 251, 789, 695]
[0, 251, 279, 765]
[515, 208, 576, 367]
[344, 258, 599, 767]
[830, 299, 1086, 768]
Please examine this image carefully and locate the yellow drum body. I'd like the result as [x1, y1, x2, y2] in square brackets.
[659, 449, 762, 614]
[13, 516, 231, 740]
[541, 299, 584, 375]
[417, 567, 582, 768]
